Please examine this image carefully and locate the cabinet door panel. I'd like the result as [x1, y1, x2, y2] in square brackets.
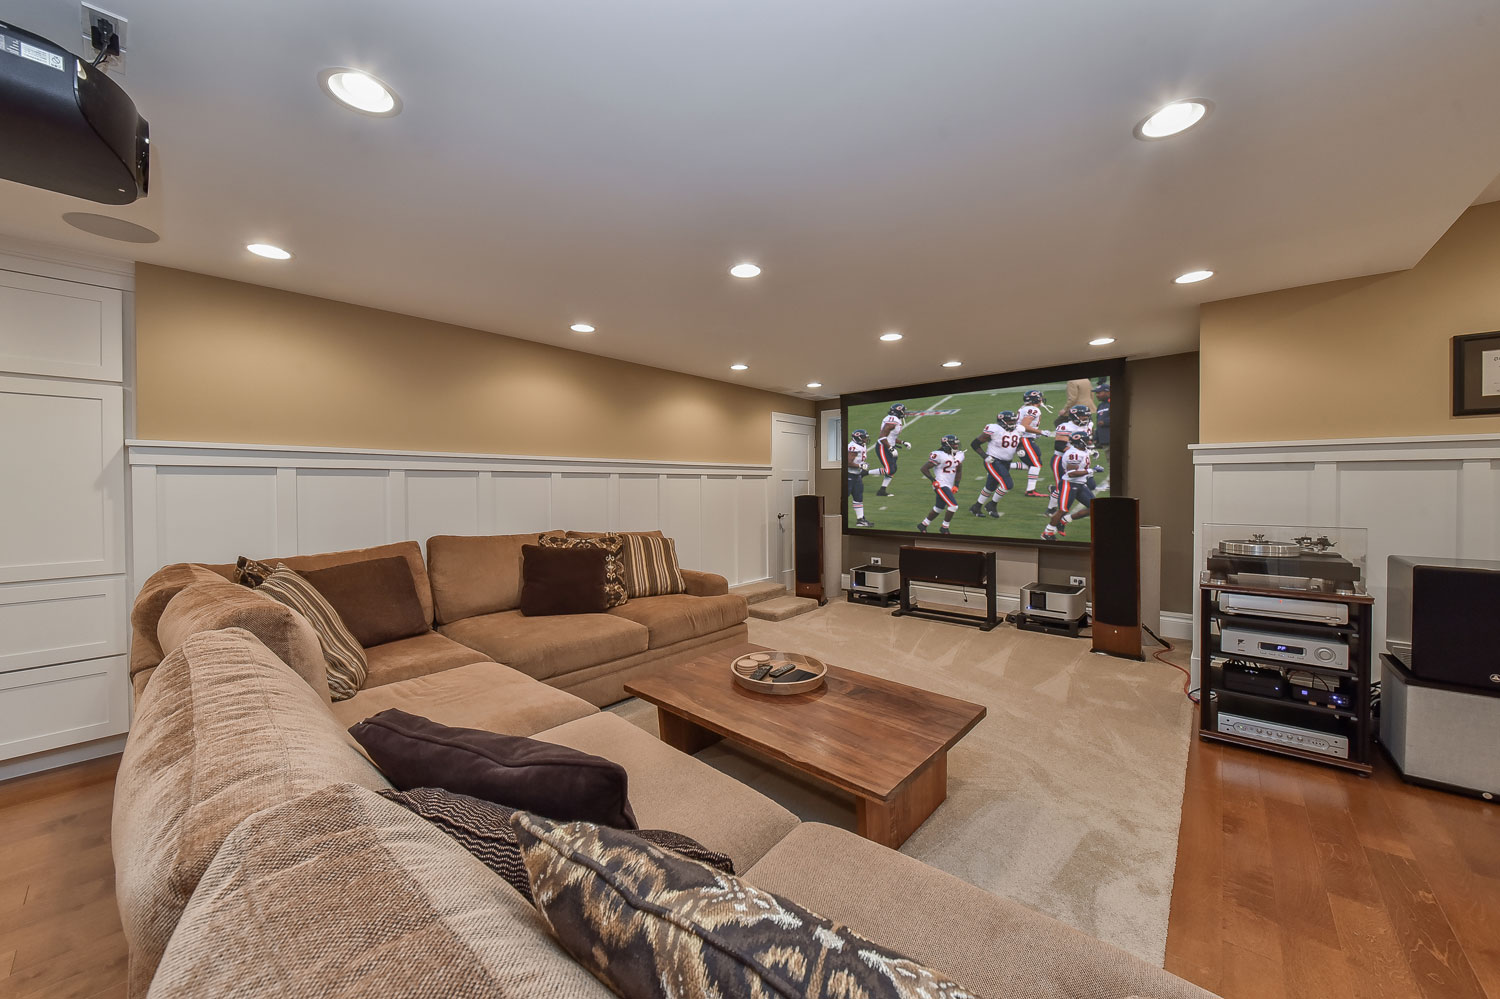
[0, 271, 123, 381]
[0, 576, 128, 673]
[0, 655, 130, 760]
[0, 377, 125, 582]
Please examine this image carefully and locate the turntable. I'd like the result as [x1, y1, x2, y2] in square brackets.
[1203, 526, 1366, 594]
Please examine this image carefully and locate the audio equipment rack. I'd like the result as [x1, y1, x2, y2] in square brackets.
[1199, 579, 1373, 774]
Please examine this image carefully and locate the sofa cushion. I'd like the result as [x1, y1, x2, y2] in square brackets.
[538, 533, 628, 608]
[300, 555, 429, 647]
[112, 628, 389, 997]
[362, 629, 490, 688]
[129, 563, 230, 677]
[532, 713, 797, 871]
[330, 661, 597, 736]
[380, 787, 734, 905]
[427, 533, 546, 624]
[439, 609, 649, 681]
[520, 544, 611, 616]
[512, 812, 973, 999]
[257, 566, 368, 700]
[349, 708, 638, 828]
[207, 540, 435, 627]
[157, 579, 331, 703]
[745, 823, 1217, 999]
[607, 593, 749, 649]
[148, 783, 616, 999]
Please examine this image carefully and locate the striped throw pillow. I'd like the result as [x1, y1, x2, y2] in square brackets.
[256, 566, 368, 700]
[619, 534, 685, 598]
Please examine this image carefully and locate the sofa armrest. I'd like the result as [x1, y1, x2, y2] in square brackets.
[681, 569, 729, 597]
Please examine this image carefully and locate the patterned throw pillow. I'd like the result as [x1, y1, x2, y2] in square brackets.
[233, 555, 277, 588]
[512, 812, 976, 999]
[378, 787, 734, 905]
[537, 534, 628, 607]
[618, 533, 685, 598]
[256, 566, 368, 700]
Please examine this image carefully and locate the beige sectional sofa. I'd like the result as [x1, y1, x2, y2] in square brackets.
[116, 537, 1215, 999]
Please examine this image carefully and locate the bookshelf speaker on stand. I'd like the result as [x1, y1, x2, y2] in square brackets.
[793, 493, 826, 603]
[1090, 496, 1143, 660]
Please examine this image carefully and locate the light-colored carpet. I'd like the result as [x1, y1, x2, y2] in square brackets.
[608, 599, 1195, 964]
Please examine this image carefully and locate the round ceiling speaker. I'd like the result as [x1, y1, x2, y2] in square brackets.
[61, 212, 160, 243]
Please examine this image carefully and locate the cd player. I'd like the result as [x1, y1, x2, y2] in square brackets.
[1221, 625, 1348, 670]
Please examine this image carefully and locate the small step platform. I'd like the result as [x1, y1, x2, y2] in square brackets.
[747, 595, 821, 622]
[731, 580, 789, 605]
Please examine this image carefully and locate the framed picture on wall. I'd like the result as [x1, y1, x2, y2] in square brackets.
[1452, 330, 1500, 416]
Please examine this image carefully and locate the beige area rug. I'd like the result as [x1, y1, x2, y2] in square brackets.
[609, 599, 1195, 964]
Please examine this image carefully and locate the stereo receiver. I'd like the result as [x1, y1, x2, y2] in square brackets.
[1221, 625, 1348, 670]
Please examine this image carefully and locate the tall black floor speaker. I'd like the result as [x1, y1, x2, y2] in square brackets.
[793, 493, 825, 603]
[1090, 497, 1143, 660]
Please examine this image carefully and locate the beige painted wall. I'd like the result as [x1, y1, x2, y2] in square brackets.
[134, 265, 813, 463]
[1200, 201, 1500, 443]
[817, 353, 1200, 612]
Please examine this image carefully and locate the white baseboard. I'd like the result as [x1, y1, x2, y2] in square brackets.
[0, 735, 125, 783]
[1158, 611, 1193, 641]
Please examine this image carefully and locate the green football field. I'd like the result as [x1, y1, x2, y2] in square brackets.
[844, 382, 1110, 542]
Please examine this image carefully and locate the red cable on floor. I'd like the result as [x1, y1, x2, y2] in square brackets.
[1144, 626, 1199, 703]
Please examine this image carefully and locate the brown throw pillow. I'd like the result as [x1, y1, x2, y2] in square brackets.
[520, 544, 609, 616]
[298, 555, 428, 647]
[538, 533, 628, 608]
[233, 555, 277, 588]
[379, 786, 732, 905]
[618, 533, 686, 598]
[256, 566, 368, 700]
[513, 813, 976, 999]
[349, 709, 637, 829]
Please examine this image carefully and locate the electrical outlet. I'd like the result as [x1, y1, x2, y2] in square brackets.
[1070, 575, 1087, 587]
[868, 556, 882, 566]
[81, 3, 128, 72]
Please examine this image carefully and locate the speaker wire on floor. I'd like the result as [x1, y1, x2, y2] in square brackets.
[1143, 624, 1199, 704]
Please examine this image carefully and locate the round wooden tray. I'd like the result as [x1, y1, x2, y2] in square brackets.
[730, 651, 828, 695]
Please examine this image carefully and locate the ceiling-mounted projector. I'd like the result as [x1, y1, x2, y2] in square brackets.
[0, 20, 149, 205]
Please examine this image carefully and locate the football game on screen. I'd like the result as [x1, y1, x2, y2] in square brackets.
[843, 378, 1112, 543]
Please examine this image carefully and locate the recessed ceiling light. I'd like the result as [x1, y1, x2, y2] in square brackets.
[729, 262, 761, 278]
[1174, 269, 1214, 284]
[318, 68, 402, 117]
[806, 382, 823, 389]
[879, 331, 903, 342]
[941, 360, 962, 368]
[1134, 99, 1213, 140]
[246, 243, 292, 260]
[570, 323, 595, 333]
[730, 363, 748, 371]
[1089, 336, 1116, 346]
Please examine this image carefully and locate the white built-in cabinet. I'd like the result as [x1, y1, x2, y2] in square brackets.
[0, 256, 131, 773]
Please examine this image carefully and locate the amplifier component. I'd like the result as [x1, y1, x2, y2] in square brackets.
[1221, 661, 1286, 698]
[1216, 712, 1350, 759]
[1221, 625, 1348, 669]
[1220, 591, 1349, 625]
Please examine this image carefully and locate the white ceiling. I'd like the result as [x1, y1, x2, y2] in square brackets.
[3, 0, 1499, 400]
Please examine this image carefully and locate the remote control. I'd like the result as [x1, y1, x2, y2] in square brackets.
[767, 663, 798, 679]
[748, 664, 773, 681]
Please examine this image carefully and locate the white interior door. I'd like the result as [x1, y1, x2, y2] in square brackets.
[770, 413, 816, 589]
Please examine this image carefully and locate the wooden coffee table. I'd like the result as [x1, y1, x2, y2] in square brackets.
[623, 642, 986, 849]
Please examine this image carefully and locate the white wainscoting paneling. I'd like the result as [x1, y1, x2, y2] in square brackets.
[1191, 434, 1500, 683]
[128, 441, 776, 590]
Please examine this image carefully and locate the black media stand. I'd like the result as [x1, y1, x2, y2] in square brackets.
[889, 546, 1001, 632]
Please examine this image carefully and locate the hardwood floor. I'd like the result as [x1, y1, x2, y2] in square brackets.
[0, 755, 125, 999]
[1, 718, 1494, 999]
[1166, 723, 1500, 999]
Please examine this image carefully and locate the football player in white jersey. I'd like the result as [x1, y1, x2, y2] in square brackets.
[1015, 389, 1052, 497]
[967, 411, 1022, 518]
[1042, 431, 1097, 540]
[875, 404, 911, 496]
[846, 430, 873, 527]
[917, 435, 964, 534]
[1047, 404, 1094, 514]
